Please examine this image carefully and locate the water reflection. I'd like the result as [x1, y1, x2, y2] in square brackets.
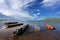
[0, 21, 60, 31]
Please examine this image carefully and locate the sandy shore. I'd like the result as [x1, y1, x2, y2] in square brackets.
[0, 27, 60, 40]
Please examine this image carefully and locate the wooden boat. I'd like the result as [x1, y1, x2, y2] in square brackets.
[5, 23, 23, 29]
[5, 22, 18, 25]
[45, 24, 55, 30]
[13, 24, 29, 36]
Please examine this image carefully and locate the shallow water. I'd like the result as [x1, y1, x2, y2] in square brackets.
[0, 21, 60, 40]
[0, 21, 60, 31]
[23, 21, 60, 31]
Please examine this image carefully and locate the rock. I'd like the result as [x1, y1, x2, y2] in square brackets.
[34, 26, 40, 32]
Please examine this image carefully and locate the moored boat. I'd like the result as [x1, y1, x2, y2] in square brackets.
[13, 24, 29, 36]
[5, 22, 18, 25]
[45, 24, 55, 30]
[5, 23, 23, 29]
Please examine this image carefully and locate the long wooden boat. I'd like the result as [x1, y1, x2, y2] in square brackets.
[13, 24, 29, 36]
[5, 23, 23, 29]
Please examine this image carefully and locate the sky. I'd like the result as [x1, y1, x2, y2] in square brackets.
[0, 0, 60, 21]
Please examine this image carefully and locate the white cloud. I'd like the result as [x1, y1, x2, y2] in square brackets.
[56, 11, 60, 15]
[33, 13, 40, 17]
[0, 8, 34, 20]
[0, 9, 13, 16]
[41, 0, 60, 8]
[36, 9, 40, 12]
[0, 0, 43, 20]
[4, 0, 35, 10]
[0, 0, 35, 9]
[0, 0, 37, 20]
[33, 13, 41, 20]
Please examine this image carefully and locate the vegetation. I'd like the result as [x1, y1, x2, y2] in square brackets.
[44, 18, 60, 21]
[43, 18, 60, 23]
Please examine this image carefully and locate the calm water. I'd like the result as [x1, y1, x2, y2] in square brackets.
[0, 21, 60, 31]
[0, 21, 60, 40]
[24, 21, 60, 31]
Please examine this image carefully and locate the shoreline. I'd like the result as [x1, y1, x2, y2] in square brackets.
[0, 27, 60, 40]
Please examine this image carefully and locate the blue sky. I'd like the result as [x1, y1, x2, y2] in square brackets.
[0, 0, 60, 20]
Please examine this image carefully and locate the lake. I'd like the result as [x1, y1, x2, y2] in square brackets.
[0, 21, 60, 40]
[0, 21, 60, 31]
[21, 21, 60, 31]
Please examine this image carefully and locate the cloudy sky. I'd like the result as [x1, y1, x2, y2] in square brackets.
[0, 0, 60, 21]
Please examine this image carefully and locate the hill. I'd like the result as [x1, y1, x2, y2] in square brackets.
[43, 18, 60, 23]
[44, 18, 60, 21]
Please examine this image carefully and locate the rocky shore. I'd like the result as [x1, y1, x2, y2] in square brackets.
[0, 21, 60, 40]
